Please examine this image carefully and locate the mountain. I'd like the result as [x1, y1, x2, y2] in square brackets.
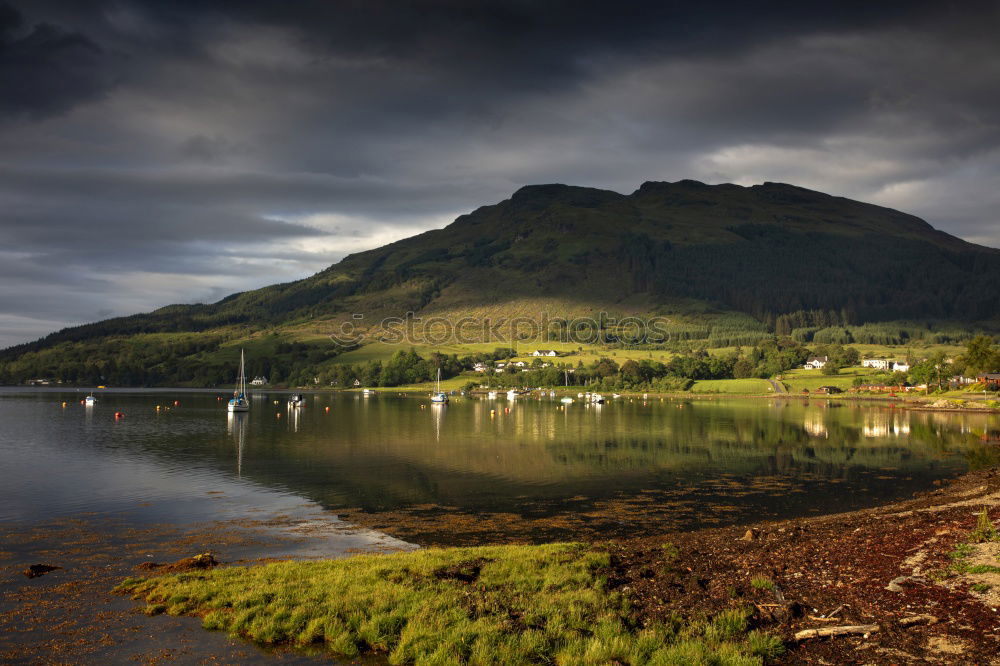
[3, 180, 1000, 384]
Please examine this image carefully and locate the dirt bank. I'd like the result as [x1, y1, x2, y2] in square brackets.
[603, 467, 1000, 664]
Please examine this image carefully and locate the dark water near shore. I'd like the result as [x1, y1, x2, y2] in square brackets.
[2, 388, 997, 535]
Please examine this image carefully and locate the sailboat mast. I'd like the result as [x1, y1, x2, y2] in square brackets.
[236, 349, 246, 397]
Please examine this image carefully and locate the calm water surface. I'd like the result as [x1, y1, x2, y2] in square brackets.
[2, 388, 997, 535]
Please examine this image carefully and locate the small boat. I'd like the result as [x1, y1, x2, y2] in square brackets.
[591, 393, 605, 404]
[506, 389, 519, 400]
[288, 393, 305, 408]
[487, 391, 497, 399]
[362, 388, 374, 396]
[227, 349, 250, 412]
[612, 393, 622, 399]
[560, 397, 574, 404]
[431, 369, 448, 404]
[549, 390, 555, 397]
[84, 393, 97, 406]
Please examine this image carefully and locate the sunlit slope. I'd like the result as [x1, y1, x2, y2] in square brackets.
[5, 179, 1000, 361]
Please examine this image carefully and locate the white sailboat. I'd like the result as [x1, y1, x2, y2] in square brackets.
[84, 393, 97, 406]
[227, 349, 250, 412]
[431, 368, 448, 403]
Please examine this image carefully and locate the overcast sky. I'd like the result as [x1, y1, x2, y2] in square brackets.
[2, 0, 999, 347]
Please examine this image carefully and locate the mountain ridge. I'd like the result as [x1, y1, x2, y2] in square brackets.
[4, 179, 1000, 361]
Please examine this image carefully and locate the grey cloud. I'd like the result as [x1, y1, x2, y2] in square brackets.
[0, 2, 116, 118]
[2, 0, 1000, 346]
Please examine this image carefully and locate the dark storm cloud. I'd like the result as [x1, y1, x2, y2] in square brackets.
[1, 0, 999, 346]
[0, 2, 116, 118]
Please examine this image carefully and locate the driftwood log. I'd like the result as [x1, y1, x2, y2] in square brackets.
[794, 624, 880, 641]
[897, 614, 938, 627]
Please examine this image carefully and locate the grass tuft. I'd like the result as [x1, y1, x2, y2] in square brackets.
[971, 507, 998, 543]
[117, 543, 778, 664]
[749, 577, 775, 591]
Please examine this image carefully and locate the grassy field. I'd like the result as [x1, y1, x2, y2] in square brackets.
[330, 341, 683, 367]
[366, 376, 472, 393]
[117, 543, 781, 665]
[778, 367, 878, 393]
[689, 379, 775, 394]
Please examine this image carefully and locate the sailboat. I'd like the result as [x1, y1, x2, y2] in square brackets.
[84, 392, 97, 406]
[227, 349, 250, 412]
[431, 368, 448, 403]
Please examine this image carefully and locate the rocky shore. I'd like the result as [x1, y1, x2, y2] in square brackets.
[3, 466, 999, 664]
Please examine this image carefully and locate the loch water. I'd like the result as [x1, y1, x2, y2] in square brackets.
[2, 388, 996, 540]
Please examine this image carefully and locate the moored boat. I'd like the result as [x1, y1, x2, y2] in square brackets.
[431, 369, 449, 404]
[227, 350, 250, 413]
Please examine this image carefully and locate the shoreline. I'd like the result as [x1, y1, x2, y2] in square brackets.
[131, 466, 1000, 664]
[0, 510, 415, 663]
[6, 384, 999, 416]
[4, 463, 998, 663]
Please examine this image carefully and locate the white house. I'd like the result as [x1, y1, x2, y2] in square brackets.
[892, 361, 910, 372]
[472, 362, 488, 373]
[512, 360, 527, 368]
[803, 356, 828, 369]
[861, 359, 890, 370]
[250, 376, 268, 386]
[531, 350, 559, 357]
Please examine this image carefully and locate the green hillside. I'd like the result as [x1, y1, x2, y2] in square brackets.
[3, 180, 999, 386]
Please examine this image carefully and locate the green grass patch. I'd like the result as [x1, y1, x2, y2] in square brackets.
[116, 543, 779, 664]
[749, 577, 775, 592]
[365, 375, 471, 393]
[689, 379, 774, 394]
[780, 367, 877, 392]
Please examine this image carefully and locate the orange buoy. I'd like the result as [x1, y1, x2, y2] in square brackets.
[114, 412, 124, 419]
[276, 412, 282, 418]
[173, 400, 179, 406]
[324, 406, 330, 412]
[61, 401, 67, 407]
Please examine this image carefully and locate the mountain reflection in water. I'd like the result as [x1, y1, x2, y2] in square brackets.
[2, 390, 996, 538]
